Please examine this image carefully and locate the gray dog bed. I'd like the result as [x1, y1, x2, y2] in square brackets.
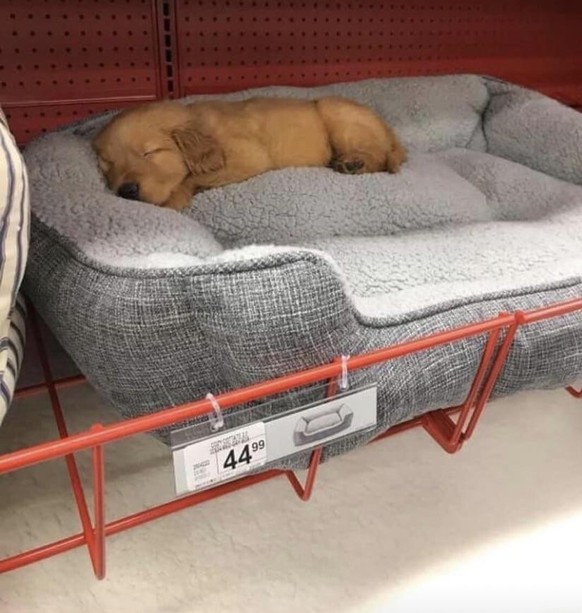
[23, 75, 582, 464]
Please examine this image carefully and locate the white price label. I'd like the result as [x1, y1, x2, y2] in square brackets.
[174, 422, 267, 494]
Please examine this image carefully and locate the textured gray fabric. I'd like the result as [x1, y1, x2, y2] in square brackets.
[22, 74, 582, 467]
[484, 79, 582, 184]
[189, 154, 493, 246]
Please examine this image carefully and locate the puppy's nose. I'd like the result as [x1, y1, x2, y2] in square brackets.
[117, 182, 140, 200]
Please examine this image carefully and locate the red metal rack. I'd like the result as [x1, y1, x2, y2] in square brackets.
[1, 299, 581, 578]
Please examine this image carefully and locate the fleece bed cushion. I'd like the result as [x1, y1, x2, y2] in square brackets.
[22, 75, 582, 465]
[0, 108, 29, 426]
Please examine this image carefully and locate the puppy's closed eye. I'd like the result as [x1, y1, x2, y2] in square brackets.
[171, 122, 225, 176]
[143, 148, 166, 159]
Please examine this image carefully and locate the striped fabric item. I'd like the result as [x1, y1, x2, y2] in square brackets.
[0, 107, 30, 425]
[0, 295, 26, 423]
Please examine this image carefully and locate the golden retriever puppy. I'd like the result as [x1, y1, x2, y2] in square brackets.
[93, 97, 406, 210]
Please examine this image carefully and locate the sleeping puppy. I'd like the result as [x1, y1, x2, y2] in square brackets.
[93, 97, 406, 211]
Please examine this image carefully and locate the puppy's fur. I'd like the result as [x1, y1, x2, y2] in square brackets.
[93, 97, 406, 210]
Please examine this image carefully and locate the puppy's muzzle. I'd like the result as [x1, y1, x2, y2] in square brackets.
[117, 182, 140, 200]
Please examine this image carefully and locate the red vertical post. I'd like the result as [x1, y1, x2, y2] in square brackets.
[423, 314, 522, 453]
[91, 425, 106, 580]
[462, 315, 522, 441]
[286, 447, 324, 501]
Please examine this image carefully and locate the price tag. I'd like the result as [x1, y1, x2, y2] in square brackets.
[174, 421, 267, 494]
[173, 385, 377, 496]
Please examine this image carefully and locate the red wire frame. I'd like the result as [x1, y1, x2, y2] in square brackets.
[1, 297, 581, 578]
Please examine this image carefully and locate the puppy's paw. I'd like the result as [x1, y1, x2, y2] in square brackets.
[329, 156, 365, 175]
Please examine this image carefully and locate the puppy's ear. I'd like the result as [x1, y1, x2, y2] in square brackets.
[171, 122, 225, 175]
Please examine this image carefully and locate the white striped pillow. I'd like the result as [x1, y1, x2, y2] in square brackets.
[0, 108, 30, 424]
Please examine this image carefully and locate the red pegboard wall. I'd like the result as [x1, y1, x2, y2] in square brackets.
[0, 0, 167, 143]
[1, 0, 581, 144]
[175, 0, 582, 100]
